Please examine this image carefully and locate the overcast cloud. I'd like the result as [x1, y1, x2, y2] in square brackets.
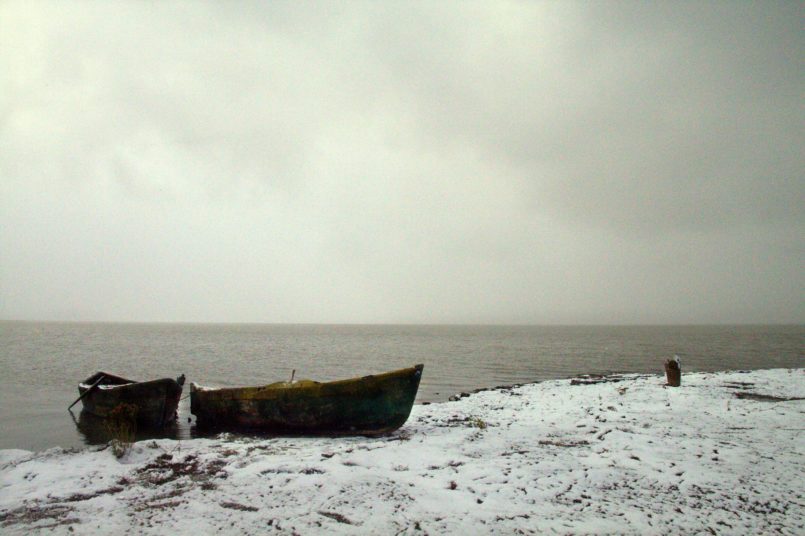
[1, 1, 803, 324]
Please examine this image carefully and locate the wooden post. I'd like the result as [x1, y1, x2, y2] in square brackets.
[664, 358, 681, 387]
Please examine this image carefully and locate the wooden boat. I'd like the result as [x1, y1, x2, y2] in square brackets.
[190, 364, 423, 435]
[75, 372, 185, 429]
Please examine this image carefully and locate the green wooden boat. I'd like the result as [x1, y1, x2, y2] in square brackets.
[190, 364, 423, 435]
[76, 371, 185, 429]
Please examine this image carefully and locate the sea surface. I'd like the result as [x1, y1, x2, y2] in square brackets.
[0, 322, 802, 451]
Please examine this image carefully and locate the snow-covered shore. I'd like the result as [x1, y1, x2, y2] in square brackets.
[1, 369, 803, 535]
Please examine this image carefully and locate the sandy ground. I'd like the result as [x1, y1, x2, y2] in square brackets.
[1, 368, 803, 535]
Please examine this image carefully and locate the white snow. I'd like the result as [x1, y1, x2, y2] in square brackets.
[1, 368, 803, 535]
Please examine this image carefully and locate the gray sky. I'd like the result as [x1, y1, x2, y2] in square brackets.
[1, 1, 803, 324]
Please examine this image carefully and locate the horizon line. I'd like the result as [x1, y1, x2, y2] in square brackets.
[1, 318, 803, 328]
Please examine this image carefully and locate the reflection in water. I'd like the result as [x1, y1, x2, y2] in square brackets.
[71, 409, 186, 445]
[70, 407, 403, 446]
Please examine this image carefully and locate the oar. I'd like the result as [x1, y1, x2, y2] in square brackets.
[68, 375, 106, 410]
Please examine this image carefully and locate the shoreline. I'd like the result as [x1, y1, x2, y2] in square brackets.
[2, 368, 803, 534]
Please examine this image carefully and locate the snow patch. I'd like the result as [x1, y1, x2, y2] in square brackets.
[1, 369, 803, 534]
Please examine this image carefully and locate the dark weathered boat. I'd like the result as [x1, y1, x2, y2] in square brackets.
[190, 364, 423, 435]
[75, 372, 185, 429]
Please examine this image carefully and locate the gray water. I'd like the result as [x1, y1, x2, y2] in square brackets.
[0, 322, 802, 451]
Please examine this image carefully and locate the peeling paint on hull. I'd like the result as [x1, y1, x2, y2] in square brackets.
[190, 364, 424, 435]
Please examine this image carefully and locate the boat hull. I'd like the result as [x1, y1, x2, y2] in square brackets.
[190, 364, 423, 435]
[78, 372, 183, 429]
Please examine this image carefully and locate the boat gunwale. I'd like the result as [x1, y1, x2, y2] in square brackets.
[190, 364, 424, 400]
[78, 376, 182, 391]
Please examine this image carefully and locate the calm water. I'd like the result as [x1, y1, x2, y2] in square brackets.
[0, 322, 802, 451]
